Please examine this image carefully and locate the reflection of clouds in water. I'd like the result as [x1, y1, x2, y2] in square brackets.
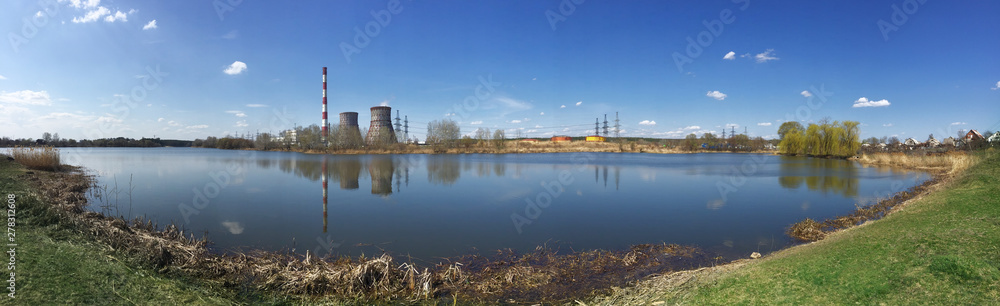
[244, 187, 264, 194]
[722, 240, 734, 248]
[801, 201, 810, 211]
[707, 199, 725, 210]
[637, 168, 657, 182]
[221, 221, 244, 235]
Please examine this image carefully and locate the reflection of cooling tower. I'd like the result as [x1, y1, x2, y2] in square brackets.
[369, 157, 394, 195]
[338, 112, 362, 146]
[365, 106, 397, 145]
[335, 159, 361, 190]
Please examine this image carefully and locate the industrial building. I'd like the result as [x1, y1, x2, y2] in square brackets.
[365, 106, 397, 145]
[586, 135, 605, 142]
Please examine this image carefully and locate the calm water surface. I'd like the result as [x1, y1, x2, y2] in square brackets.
[51, 147, 928, 260]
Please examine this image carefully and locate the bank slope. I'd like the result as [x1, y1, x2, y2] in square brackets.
[594, 151, 999, 305]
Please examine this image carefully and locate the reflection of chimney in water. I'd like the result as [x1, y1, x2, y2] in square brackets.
[322, 155, 328, 233]
[614, 166, 620, 190]
[369, 157, 394, 196]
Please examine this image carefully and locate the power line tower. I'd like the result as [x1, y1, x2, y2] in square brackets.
[394, 110, 403, 141]
[595, 118, 600, 135]
[404, 115, 409, 143]
[614, 112, 621, 138]
[602, 114, 609, 137]
[731, 126, 736, 139]
[722, 129, 726, 139]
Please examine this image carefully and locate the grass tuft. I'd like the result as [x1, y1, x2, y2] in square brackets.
[10, 146, 61, 171]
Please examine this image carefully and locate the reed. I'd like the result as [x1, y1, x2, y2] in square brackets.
[856, 151, 974, 175]
[10, 146, 61, 171]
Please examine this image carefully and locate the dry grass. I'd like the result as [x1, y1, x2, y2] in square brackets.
[856, 151, 974, 175]
[10, 146, 61, 171]
[787, 218, 826, 241]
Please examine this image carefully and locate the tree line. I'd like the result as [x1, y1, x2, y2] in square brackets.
[777, 119, 860, 158]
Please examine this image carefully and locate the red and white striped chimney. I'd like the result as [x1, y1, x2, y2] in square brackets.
[322, 67, 328, 145]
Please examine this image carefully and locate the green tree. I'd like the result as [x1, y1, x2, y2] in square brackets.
[684, 133, 699, 151]
[777, 121, 804, 140]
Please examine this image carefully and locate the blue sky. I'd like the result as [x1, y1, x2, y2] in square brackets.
[1, 0, 998, 141]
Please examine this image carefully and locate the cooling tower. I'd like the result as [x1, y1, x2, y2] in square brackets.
[338, 112, 362, 146]
[365, 106, 397, 145]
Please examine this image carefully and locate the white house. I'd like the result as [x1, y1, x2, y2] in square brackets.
[904, 138, 922, 147]
[988, 132, 1000, 143]
[925, 135, 940, 148]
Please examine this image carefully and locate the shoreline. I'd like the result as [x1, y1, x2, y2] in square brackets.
[10, 151, 965, 304]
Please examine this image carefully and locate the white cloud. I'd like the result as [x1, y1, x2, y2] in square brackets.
[757, 122, 772, 126]
[706, 90, 727, 100]
[222, 30, 239, 40]
[539, 112, 544, 115]
[800, 90, 812, 97]
[469, 120, 483, 125]
[683, 125, 700, 130]
[852, 97, 891, 108]
[64, 0, 101, 9]
[235, 120, 248, 127]
[532, 77, 537, 81]
[167, 120, 181, 127]
[560, 105, 566, 108]
[157, 118, 165, 122]
[0, 90, 52, 105]
[72, 6, 109, 23]
[104, 10, 127, 22]
[225, 110, 247, 117]
[950, 122, 966, 126]
[575, 101, 582, 106]
[224, 61, 247, 75]
[379, 100, 390, 106]
[992, 81, 1000, 90]
[754, 49, 779, 63]
[245, 104, 267, 108]
[0, 75, 6, 80]
[509, 119, 522, 124]
[638, 120, 656, 126]
[725, 123, 740, 129]
[142, 20, 157, 30]
[723, 51, 736, 60]
[444, 113, 456, 117]
[186, 124, 209, 129]
[883, 123, 893, 127]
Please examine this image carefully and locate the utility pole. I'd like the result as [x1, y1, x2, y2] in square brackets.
[595, 118, 600, 135]
[614, 112, 621, 139]
[394, 110, 403, 142]
[602, 114, 609, 137]
[404, 115, 409, 143]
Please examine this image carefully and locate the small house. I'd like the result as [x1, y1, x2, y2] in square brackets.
[942, 137, 957, 147]
[988, 132, 1000, 143]
[904, 138, 921, 147]
[964, 130, 985, 141]
[925, 136, 940, 148]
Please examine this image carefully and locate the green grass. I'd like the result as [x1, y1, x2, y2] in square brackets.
[0, 157, 252, 305]
[669, 150, 1000, 304]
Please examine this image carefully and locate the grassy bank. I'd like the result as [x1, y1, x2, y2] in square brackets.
[593, 150, 999, 304]
[0, 156, 252, 304]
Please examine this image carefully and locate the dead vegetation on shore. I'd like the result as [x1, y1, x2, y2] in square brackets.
[856, 151, 975, 175]
[19, 160, 717, 304]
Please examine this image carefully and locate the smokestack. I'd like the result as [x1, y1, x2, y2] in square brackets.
[322, 67, 328, 146]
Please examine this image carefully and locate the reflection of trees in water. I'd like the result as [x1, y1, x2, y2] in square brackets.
[369, 156, 394, 195]
[427, 157, 460, 185]
[777, 156, 858, 197]
[472, 160, 507, 178]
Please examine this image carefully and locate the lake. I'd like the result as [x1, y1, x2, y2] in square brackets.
[49, 147, 928, 261]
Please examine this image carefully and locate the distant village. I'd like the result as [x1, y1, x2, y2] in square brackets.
[861, 129, 1000, 152]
